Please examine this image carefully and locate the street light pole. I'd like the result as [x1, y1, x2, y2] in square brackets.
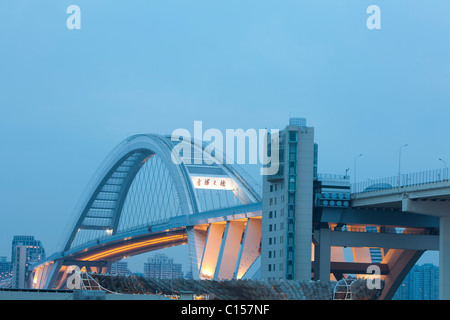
[440, 158, 447, 169]
[398, 144, 408, 186]
[354, 154, 363, 185]
[440, 158, 447, 181]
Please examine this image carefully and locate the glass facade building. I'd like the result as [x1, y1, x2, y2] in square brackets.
[393, 263, 439, 300]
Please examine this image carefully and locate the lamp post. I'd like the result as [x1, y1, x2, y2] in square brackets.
[398, 144, 408, 186]
[354, 154, 363, 185]
[440, 158, 447, 181]
[439, 158, 447, 169]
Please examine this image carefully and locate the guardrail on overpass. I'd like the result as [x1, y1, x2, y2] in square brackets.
[351, 168, 449, 194]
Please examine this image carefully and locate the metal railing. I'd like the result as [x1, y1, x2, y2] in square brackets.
[351, 168, 449, 194]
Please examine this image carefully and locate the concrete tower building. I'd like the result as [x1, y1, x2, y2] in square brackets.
[261, 118, 316, 281]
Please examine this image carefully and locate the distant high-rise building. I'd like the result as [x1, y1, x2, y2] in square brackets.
[261, 118, 316, 281]
[144, 253, 183, 279]
[110, 261, 130, 275]
[11, 235, 46, 288]
[393, 263, 439, 300]
[0, 256, 12, 280]
[11, 236, 46, 265]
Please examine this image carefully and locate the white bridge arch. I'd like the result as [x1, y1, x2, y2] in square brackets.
[32, 134, 262, 289]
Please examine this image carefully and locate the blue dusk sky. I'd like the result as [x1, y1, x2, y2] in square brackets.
[0, 1, 449, 271]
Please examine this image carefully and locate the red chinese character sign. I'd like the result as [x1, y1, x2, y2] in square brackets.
[191, 176, 235, 190]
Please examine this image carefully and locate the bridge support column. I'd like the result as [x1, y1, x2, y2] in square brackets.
[214, 221, 246, 280]
[403, 198, 450, 299]
[313, 228, 331, 281]
[440, 216, 450, 300]
[233, 218, 261, 279]
[187, 225, 208, 279]
[44, 260, 63, 290]
[380, 249, 423, 300]
[31, 264, 44, 289]
[199, 223, 226, 279]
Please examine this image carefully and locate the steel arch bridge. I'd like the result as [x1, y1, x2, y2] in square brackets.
[32, 134, 263, 289]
